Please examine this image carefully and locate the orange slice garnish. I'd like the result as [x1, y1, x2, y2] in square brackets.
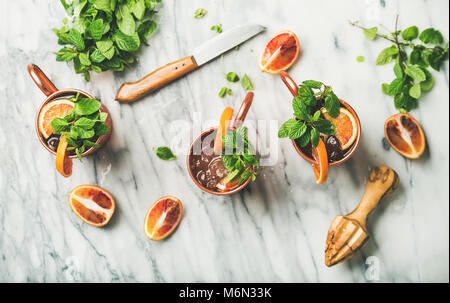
[216, 177, 240, 191]
[312, 138, 328, 184]
[258, 30, 300, 74]
[322, 107, 358, 150]
[144, 196, 183, 241]
[214, 107, 234, 154]
[68, 185, 115, 227]
[55, 135, 72, 177]
[384, 113, 425, 159]
[38, 99, 74, 139]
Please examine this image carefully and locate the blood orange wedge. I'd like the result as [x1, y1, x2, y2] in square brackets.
[216, 176, 240, 191]
[68, 185, 115, 227]
[322, 107, 358, 150]
[144, 196, 183, 241]
[312, 139, 328, 184]
[55, 135, 73, 178]
[258, 30, 300, 74]
[214, 107, 234, 154]
[38, 99, 74, 139]
[384, 113, 425, 159]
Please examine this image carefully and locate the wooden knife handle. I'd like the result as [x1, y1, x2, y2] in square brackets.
[347, 165, 399, 227]
[115, 56, 198, 102]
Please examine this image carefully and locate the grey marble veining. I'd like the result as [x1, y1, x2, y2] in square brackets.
[0, 0, 448, 282]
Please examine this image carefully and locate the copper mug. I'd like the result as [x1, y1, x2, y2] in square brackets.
[187, 92, 255, 196]
[28, 64, 112, 158]
[279, 71, 361, 166]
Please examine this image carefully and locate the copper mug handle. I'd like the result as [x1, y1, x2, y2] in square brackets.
[27, 64, 58, 97]
[279, 71, 298, 97]
[232, 92, 254, 129]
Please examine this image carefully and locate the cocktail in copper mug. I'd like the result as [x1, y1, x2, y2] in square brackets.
[28, 64, 112, 158]
[187, 92, 256, 196]
[279, 71, 361, 166]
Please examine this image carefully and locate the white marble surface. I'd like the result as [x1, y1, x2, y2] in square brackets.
[0, 0, 448, 283]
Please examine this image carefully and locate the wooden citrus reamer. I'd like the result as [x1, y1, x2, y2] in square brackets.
[325, 165, 399, 267]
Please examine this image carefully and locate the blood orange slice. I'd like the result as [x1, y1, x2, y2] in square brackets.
[216, 177, 240, 191]
[214, 107, 234, 154]
[55, 135, 73, 178]
[312, 139, 328, 184]
[258, 30, 300, 74]
[144, 196, 183, 241]
[68, 185, 115, 227]
[322, 107, 358, 150]
[384, 113, 425, 159]
[38, 99, 74, 139]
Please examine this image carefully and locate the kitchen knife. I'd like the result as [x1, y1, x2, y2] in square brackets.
[115, 23, 265, 102]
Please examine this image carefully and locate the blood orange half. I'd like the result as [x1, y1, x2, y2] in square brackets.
[384, 113, 425, 159]
[258, 30, 300, 74]
[144, 196, 183, 241]
[68, 185, 115, 227]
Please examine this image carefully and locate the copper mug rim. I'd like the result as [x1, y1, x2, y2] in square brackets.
[186, 92, 254, 196]
[28, 64, 112, 158]
[280, 71, 361, 166]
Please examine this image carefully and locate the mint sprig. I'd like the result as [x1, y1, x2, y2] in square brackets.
[221, 127, 260, 185]
[350, 16, 449, 112]
[278, 81, 339, 147]
[53, 0, 161, 81]
[50, 93, 109, 161]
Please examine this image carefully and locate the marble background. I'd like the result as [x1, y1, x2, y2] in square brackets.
[0, 0, 448, 283]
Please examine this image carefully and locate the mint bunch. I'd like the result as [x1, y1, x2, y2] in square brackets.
[351, 17, 449, 112]
[53, 0, 161, 81]
[51, 94, 109, 160]
[278, 80, 338, 147]
[221, 127, 260, 185]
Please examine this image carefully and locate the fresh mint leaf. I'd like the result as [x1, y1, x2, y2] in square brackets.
[154, 146, 176, 160]
[241, 74, 254, 91]
[409, 83, 421, 99]
[419, 28, 444, 44]
[302, 80, 323, 88]
[132, 0, 146, 20]
[405, 65, 426, 82]
[94, 123, 110, 136]
[69, 28, 85, 50]
[420, 67, 434, 91]
[313, 118, 336, 136]
[74, 98, 101, 115]
[51, 118, 69, 132]
[211, 24, 222, 33]
[278, 119, 298, 138]
[388, 78, 405, 95]
[324, 92, 340, 118]
[393, 63, 403, 78]
[402, 26, 419, 41]
[113, 30, 140, 52]
[90, 49, 106, 63]
[376, 45, 398, 65]
[296, 130, 310, 147]
[218, 87, 228, 98]
[310, 128, 320, 147]
[226, 72, 239, 82]
[364, 27, 378, 40]
[288, 121, 307, 140]
[74, 117, 95, 129]
[96, 40, 115, 59]
[88, 19, 104, 41]
[79, 52, 91, 66]
[194, 8, 207, 19]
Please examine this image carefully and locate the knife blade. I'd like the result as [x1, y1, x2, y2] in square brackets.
[115, 23, 266, 102]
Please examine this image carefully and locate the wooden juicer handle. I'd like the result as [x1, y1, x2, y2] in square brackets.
[347, 166, 399, 230]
